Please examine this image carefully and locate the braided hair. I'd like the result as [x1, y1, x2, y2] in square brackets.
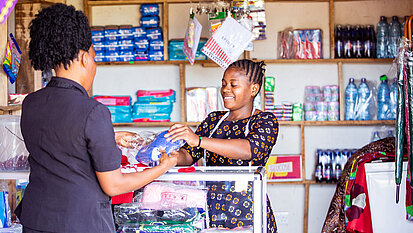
[28, 3, 92, 71]
[226, 59, 266, 96]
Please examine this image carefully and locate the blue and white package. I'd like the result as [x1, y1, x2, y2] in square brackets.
[95, 51, 105, 57]
[140, 4, 159, 16]
[132, 27, 146, 38]
[118, 26, 133, 40]
[0, 181, 10, 228]
[120, 50, 134, 56]
[146, 28, 162, 40]
[149, 40, 164, 51]
[93, 44, 105, 52]
[149, 50, 164, 61]
[94, 56, 105, 63]
[119, 39, 134, 51]
[134, 37, 149, 51]
[106, 56, 120, 63]
[140, 16, 159, 28]
[135, 51, 148, 61]
[135, 130, 185, 164]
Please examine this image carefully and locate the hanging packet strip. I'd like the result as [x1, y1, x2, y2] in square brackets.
[2, 33, 21, 84]
[202, 16, 254, 69]
[183, 16, 202, 65]
[0, 0, 18, 24]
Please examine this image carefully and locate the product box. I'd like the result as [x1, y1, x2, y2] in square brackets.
[168, 39, 207, 61]
[118, 25, 133, 40]
[132, 27, 146, 38]
[134, 37, 149, 51]
[132, 102, 173, 114]
[265, 155, 302, 181]
[136, 89, 175, 103]
[134, 51, 149, 61]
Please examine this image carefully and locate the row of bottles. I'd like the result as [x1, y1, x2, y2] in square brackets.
[345, 75, 397, 121]
[315, 149, 355, 183]
[335, 16, 409, 59]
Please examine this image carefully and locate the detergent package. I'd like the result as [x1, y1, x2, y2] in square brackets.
[134, 130, 185, 165]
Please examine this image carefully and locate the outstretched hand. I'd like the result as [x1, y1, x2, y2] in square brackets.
[159, 150, 178, 169]
[165, 123, 199, 147]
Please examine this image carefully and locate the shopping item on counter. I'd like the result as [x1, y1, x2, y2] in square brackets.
[0, 116, 29, 171]
[114, 204, 203, 225]
[183, 15, 202, 65]
[117, 224, 197, 233]
[200, 226, 253, 232]
[186, 87, 218, 122]
[2, 33, 21, 84]
[0, 181, 10, 228]
[135, 130, 185, 164]
[0, 0, 18, 24]
[139, 182, 207, 210]
[202, 16, 254, 69]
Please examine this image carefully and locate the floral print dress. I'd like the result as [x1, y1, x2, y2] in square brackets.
[183, 111, 279, 233]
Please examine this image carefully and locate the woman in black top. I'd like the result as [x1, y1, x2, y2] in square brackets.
[15, 4, 177, 232]
[166, 59, 279, 232]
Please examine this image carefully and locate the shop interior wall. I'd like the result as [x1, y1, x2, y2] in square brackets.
[68, 0, 412, 232]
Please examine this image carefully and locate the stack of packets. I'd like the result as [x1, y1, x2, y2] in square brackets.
[114, 182, 207, 233]
[273, 103, 293, 121]
[264, 77, 275, 112]
[93, 96, 132, 123]
[132, 90, 175, 122]
[186, 87, 218, 122]
[278, 28, 322, 59]
[304, 85, 339, 121]
[168, 39, 207, 61]
[92, 4, 163, 62]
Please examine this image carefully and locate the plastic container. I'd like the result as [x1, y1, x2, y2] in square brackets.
[0, 116, 29, 171]
[377, 75, 390, 120]
[376, 16, 389, 58]
[357, 78, 371, 120]
[389, 78, 398, 120]
[388, 16, 401, 58]
[345, 78, 357, 120]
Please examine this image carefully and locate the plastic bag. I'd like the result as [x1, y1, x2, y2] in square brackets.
[2, 33, 21, 84]
[116, 224, 197, 233]
[183, 16, 202, 65]
[134, 130, 185, 165]
[139, 182, 207, 210]
[200, 226, 253, 233]
[114, 203, 203, 225]
[0, 181, 10, 228]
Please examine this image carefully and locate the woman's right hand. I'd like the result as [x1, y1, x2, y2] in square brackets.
[158, 150, 178, 169]
[165, 123, 199, 147]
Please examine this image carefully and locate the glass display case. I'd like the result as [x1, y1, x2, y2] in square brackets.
[115, 166, 267, 233]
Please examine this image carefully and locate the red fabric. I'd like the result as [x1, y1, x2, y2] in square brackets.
[111, 192, 133, 204]
[121, 155, 129, 166]
[346, 163, 372, 233]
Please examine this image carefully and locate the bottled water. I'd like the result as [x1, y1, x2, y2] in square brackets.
[388, 16, 401, 58]
[357, 78, 371, 120]
[387, 130, 394, 138]
[389, 78, 398, 120]
[377, 75, 390, 120]
[345, 78, 358, 120]
[376, 16, 389, 58]
[371, 131, 381, 142]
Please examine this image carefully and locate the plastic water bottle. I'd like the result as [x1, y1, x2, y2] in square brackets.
[371, 131, 381, 142]
[389, 78, 398, 120]
[387, 130, 394, 138]
[377, 75, 390, 120]
[376, 16, 389, 58]
[357, 78, 371, 120]
[345, 78, 358, 120]
[388, 16, 401, 58]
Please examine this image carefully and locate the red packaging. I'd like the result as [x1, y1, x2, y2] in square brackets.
[305, 30, 314, 59]
[298, 30, 307, 59]
[93, 96, 131, 106]
[312, 29, 322, 59]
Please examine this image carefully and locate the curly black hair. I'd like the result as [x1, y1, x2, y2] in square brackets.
[29, 3, 92, 71]
[227, 59, 266, 96]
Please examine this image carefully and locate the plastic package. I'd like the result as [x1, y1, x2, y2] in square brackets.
[140, 16, 160, 28]
[114, 203, 203, 225]
[200, 226, 253, 233]
[0, 116, 29, 171]
[140, 4, 159, 17]
[117, 224, 197, 233]
[135, 131, 185, 164]
[186, 87, 218, 122]
[136, 90, 176, 103]
[0, 181, 10, 228]
[2, 33, 21, 84]
[139, 182, 207, 210]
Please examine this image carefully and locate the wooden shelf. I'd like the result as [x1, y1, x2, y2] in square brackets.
[113, 120, 395, 127]
[0, 105, 22, 112]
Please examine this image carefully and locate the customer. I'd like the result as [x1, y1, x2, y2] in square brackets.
[15, 4, 177, 233]
[166, 59, 278, 232]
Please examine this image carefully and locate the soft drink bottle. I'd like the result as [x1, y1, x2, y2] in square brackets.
[357, 78, 371, 120]
[335, 25, 344, 58]
[389, 77, 398, 120]
[353, 25, 364, 58]
[325, 164, 332, 183]
[315, 163, 323, 183]
[376, 16, 389, 58]
[345, 78, 358, 120]
[388, 16, 401, 58]
[334, 164, 342, 182]
[341, 149, 349, 170]
[344, 25, 353, 58]
[364, 25, 376, 58]
[377, 75, 390, 120]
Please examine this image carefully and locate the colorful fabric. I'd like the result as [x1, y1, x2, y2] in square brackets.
[183, 111, 278, 232]
[406, 173, 413, 220]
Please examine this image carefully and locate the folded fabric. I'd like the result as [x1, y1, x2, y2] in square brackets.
[140, 182, 207, 210]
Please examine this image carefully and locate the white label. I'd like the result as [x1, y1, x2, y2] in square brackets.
[268, 162, 293, 173]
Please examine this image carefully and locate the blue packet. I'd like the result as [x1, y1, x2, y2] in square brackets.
[140, 16, 159, 28]
[148, 50, 164, 61]
[94, 56, 105, 63]
[146, 28, 162, 40]
[140, 4, 159, 16]
[134, 37, 149, 51]
[149, 40, 164, 51]
[135, 130, 185, 164]
[132, 27, 146, 38]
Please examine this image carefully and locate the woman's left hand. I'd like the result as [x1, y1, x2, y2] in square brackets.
[165, 124, 199, 147]
[115, 131, 139, 148]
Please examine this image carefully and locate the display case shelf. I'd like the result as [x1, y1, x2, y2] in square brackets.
[0, 171, 30, 180]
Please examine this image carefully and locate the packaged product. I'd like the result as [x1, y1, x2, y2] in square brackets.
[117, 224, 197, 233]
[146, 28, 162, 40]
[0, 181, 10, 228]
[148, 50, 164, 61]
[140, 4, 159, 17]
[2, 33, 21, 84]
[136, 89, 176, 102]
[140, 16, 160, 28]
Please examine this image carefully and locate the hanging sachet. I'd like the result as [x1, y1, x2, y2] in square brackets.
[2, 33, 21, 84]
[0, 0, 18, 24]
[201, 16, 254, 69]
[183, 10, 202, 65]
